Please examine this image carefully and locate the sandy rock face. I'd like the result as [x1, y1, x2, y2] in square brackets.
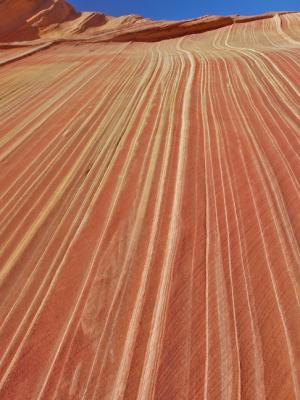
[0, 0, 139, 41]
[27, 0, 78, 28]
[1, 0, 292, 43]
[0, 0, 78, 41]
[0, 0, 151, 42]
[0, 0, 40, 40]
[0, 1, 299, 399]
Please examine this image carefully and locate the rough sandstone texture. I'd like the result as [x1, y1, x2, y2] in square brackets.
[0, 1, 299, 399]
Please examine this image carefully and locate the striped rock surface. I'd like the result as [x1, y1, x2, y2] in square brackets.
[0, 6, 300, 400]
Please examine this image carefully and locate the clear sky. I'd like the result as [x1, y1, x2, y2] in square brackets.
[71, 0, 299, 20]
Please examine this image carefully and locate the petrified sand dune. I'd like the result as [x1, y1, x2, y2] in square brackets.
[0, 1, 300, 399]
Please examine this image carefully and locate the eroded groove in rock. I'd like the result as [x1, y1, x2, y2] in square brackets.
[0, 3, 299, 400]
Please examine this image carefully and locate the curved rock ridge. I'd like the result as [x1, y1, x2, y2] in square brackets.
[0, 0, 297, 43]
[0, 0, 147, 42]
[0, 2, 300, 400]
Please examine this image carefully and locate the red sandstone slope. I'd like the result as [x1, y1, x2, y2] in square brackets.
[0, 1, 300, 400]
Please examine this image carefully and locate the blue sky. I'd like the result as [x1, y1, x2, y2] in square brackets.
[71, 0, 299, 20]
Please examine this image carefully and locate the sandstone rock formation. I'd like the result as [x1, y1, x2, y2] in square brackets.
[0, 0, 148, 42]
[0, 0, 77, 41]
[0, 1, 299, 399]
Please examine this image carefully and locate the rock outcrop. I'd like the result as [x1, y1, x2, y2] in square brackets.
[0, 1, 299, 399]
[0, 0, 147, 42]
[0, 0, 78, 41]
[0, 0, 295, 43]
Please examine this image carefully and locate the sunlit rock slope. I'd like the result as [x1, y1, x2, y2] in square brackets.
[0, 1, 299, 399]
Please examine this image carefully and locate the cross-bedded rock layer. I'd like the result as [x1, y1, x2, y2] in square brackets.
[0, 1, 299, 399]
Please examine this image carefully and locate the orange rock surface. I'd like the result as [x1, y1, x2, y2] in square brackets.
[0, 1, 299, 399]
